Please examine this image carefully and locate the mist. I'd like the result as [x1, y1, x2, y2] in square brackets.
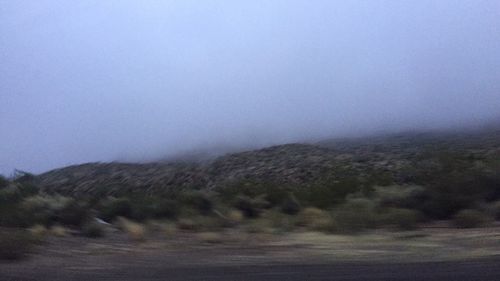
[1, 0, 499, 175]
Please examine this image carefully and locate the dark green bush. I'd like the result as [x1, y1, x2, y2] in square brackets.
[0, 229, 35, 260]
[57, 200, 90, 227]
[332, 198, 379, 233]
[100, 198, 133, 222]
[151, 199, 179, 219]
[453, 209, 491, 228]
[180, 192, 213, 215]
[216, 180, 289, 208]
[280, 194, 301, 215]
[295, 177, 361, 209]
[234, 195, 262, 218]
[381, 208, 420, 230]
[81, 221, 104, 238]
[18, 196, 79, 227]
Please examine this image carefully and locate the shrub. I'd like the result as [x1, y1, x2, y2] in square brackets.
[180, 192, 213, 215]
[81, 221, 104, 238]
[0, 229, 35, 260]
[151, 199, 179, 219]
[381, 208, 420, 230]
[332, 198, 379, 233]
[57, 200, 89, 227]
[280, 194, 301, 215]
[216, 180, 288, 208]
[296, 177, 361, 209]
[234, 195, 263, 218]
[28, 224, 48, 241]
[261, 210, 297, 232]
[227, 209, 244, 224]
[453, 209, 492, 228]
[21, 196, 71, 226]
[100, 198, 133, 222]
[296, 207, 336, 232]
[50, 225, 68, 237]
[374, 185, 424, 208]
[121, 219, 145, 242]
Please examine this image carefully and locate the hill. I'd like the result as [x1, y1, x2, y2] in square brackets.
[36, 127, 500, 199]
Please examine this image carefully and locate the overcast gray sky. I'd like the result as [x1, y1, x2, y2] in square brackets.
[1, 0, 499, 175]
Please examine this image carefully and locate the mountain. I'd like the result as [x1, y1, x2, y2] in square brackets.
[36, 127, 500, 197]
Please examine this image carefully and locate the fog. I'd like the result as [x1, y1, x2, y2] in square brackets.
[1, 0, 499, 175]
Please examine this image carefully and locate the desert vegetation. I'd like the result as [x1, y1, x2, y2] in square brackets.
[1, 130, 499, 260]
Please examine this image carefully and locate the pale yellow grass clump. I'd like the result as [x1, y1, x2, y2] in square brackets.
[28, 224, 48, 240]
[197, 232, 223, 244]
[50, 225, 68, 237]
[227, 209, 244, 224]
[297, 207, 336, 232]
[118, 218, 146, 242]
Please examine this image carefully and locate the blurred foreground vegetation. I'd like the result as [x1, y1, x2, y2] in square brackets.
[1, 130, 500, 260]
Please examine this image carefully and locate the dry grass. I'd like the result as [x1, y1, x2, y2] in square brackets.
[227, 209, 244, 224]
[28, 224, 48, 240]
[50, 225, 68, 237]
[118, 218, 146, 242]
[296, 207, 336, 231]
[197, 232, 223, 244]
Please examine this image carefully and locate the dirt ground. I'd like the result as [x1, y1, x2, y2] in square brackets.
[1, 224, 500, 280]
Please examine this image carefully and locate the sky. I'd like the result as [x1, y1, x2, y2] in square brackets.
[1, 0, 500, 175]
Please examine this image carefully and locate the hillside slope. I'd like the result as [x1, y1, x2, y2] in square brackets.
[36, 128, 500, 197]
